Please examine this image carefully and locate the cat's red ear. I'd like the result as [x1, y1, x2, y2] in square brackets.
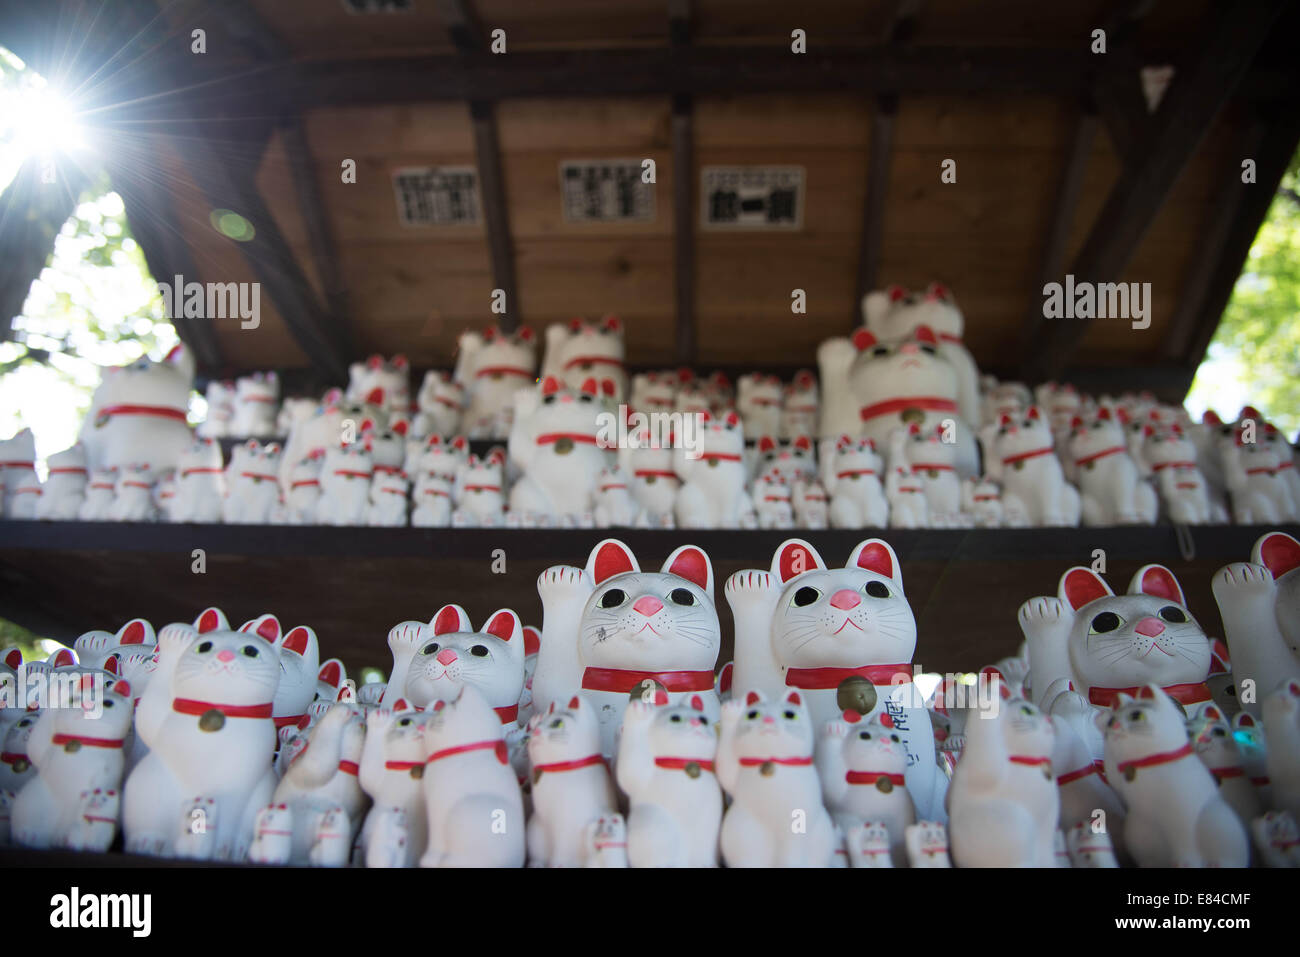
[653, 689, 670, 706]
[111, 679, 131, 699]
[1059, 567, 1113, 610]
[103, 654, 120, 676]
[717, 661, 732, 695]
[522, 626, 541, 657]
[689, 694, 704, 711]
[1130, 564, 1185, 606]
[793, 436, 811, 452]
[1097, 407, 1112, 421]
[242, 614, 281, 643]
[430, 604, 471, 636]
[888, 284, 907, 302]
[1255, 532, 1300, 580]
[745, 691, 762, 705]
[450, 436, 467, 452]
[1234, 713, 1256, 729]
[3, 648, 21, 670]
[117, 619, 152, 645]
[391, 419, 409, 437]
[724, 411, 740, 428]
[757, 436, 776, 453]
[771, 538, 826, 583]
[541, 376, 563, 396]
[1202, 704, 1224, 722]
[195, 607, 227, 634]
[1137, 685, 1159, 701]
[913, 325, 938, 346]
[603, 314, 621, 332]
[587, 538, 640, 585]
[784, 690, 803, 707]
[517, 325, 535, 342]
[568, 695, 581, 710]
[1208, 639, 1231, 676]
[281, 626, 313, 656]
[51, 649, 75, 668]
[1026, 406, 1041, 420]
[394, 697, 411, 712]
[848, 539, 900, 585]
[663, 545, 713, 594]
[481, 609, 521, 645]
[580, 377, 600, 396]
[318, 660, 343, 688]
[601, 378, 616, 397]
[546, 702, 555, 715]
[852, 328, 877, 351]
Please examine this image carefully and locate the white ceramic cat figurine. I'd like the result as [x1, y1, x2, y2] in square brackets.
[452, 451, 507, 526]
[753, 473, 794, 529]
[961, 476, 1003, 527]
[1045, 684, 1126, 852]
[279, 392, 387, 489]
[674, 411, 755, 528]
[629, 369, 680, 414]
[508, 376, 611, 524]
[122, 610, 280, 859]
[592, 466, 637, 528]
[893, 423, 964, 526]
[737, 374, 784, 438]
[618, 424, 680, 527]
[230, 372, 279, 437]
[0, 428, 39, 518]
[153, 471, 178, 521]
[108, 463, 156, 521]
[1139, 423, 1226, 523]
[223, 440, 285, 524]
[34, 444, 88, 520]
[411, 468, 453, 527]
[1262, 680, 1300, 824]
[792, 478, 829, 529]
[1212, 531, 1300, 715]
[263, 621, 319, 734]
[781, 370, 819, 440]
[1251, 810, 1300, 867]
[821, 435, 887, 528]
[347, 354, 411, 419]
[816, 710, 915, 865]
[1065, 410, 1157, 525]
[315, 443, 373, 526]
[1187, 702, 1262, 831]
[11, 677, 134, 849]
[276, 396, 318, 437]
[284, 452, 324, 524]
[78, 345, 194, 473]
[1, 708, 40, 795]
[420, 685, 525, 867]
[526, 694, 619, 867]
[752, 435, 817, 485]
[984, 408, 1081, 526]
[247, 803, 293, 865]
[412, 371, 463, 439]
[64, 787, 121, 852]
[904, 820, 952, 867]
[77, 467, 117, 520]
[358, 702, 428, 867]
[198, 380, 235, 439]
[1066, 822, 1119, 867]
[948, 682, 1059, 867]
[1220, 426, 1296, 523]
[74, 618, 156, 671]
[367, 470, 409, 526]
[615, 695, 722, 867]
[1101, 684, 1249, 867]
[884, 466, 926, 528]
[572, 539, 721, 757]
[169, 437, 224, 523]
[717, 689, 836, 867]
[1020, 564, 1213, 713]
[454, 326, 538, 439]
[542, 316, 627, 400]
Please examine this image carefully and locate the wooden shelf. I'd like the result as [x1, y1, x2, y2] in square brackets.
[2, 521, 1294, 674]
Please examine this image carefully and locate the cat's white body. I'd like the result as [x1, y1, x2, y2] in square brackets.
[411, 470, 453, 527]
[904, 820, 953, 867]
[816, 711, 915, 865]
[420, 686, 525, 867]
[78, 346, 195, 473]
[593, 466, 638, 528]
[1066, 411, 1157, 525]
[106, 464, 156, 522]
[367, 471, 410, 526]
[948, 686, 1060, 867]
[223, 441, 285, 524]
[526, 694, 620, 867]
[737, 374, 784, 438]
[1045, 686, 1126, 851]
[792, 478, 829, 529]
[455, 327, 538, 439]
[123, 610, 280, 859]
[284, 454, 324, 524]
[984, 409, 1081, 526]
[412, 371, 463, 439]
[1220, 433, 1296, 523]
[962, 476, 1003, 527]
[892, 424, 964, 527]
[453, 452, 507, 526]
[1102, 685, 1248, 867]
[315, 444, 373, 526]
[11, 679, 134, 850]
[230, 372, 279, 437]
[1139, 425, 1226, 524]
[508, 377, 611, 524]
[821, 436, 888, 529]
[279, 393, 386, 488]
[616, 696, 722, 867]
[77, 468, 117, 521]
[542, 316, 627, 401]
[171, 438, 225, 523]
[198, 380, 235, 439]
[753, 473, 795, 530]
[780, 370, 820, 440]
[358, 704, 428, 868]
[1212, 531, 1300, 715]
[718, 689, 836, 867]
[1262, 681, 1300, 824]
[885, 465, 927, 528]
[34, 444, 88, 521]
[1187, 703, 1262, 832]
[0, 428, 39, 519]
[618, 430, 680, 527]
[674, 412, 755, 529]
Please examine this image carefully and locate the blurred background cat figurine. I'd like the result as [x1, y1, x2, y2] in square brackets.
[1065, 410, 1157, 525]
[412, 371, 463, 439]
[315, 443, 372, 526]
[821, 435, 887, 529]
[816, 710, 915, 866]
[367, 471, 410, 527]
[453, 451, 507, 527]
[284, 453, 324, 525]
[224, 441, 285, 525]
[230, 372, 280, 438]
[674, 411, 755, 529]
[593, 466, 637, 528]
[108, 463, 157, 522]
[79, 347, 195, 475]
[780, 370, 820, 440]
[77, 467, 118, 520]
[454, 326, 538, 439]
[542, 315, 627, 401]
[171, 438, 225, 523]
[347, 354, 410, 420]
[508, 376, 611, 525]
[1, 428, 40, 518]
[198, 380, 235, 439]
[984, 408, 1081, 526]
[34, 443, 88, 520]
[737, 374, 784, 438]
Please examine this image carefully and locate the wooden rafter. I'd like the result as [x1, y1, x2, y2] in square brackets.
[670, 0, 695, 365]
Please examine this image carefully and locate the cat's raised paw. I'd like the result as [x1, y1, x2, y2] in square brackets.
[1215, 562, 1275, 597]
[1018, 596, 1066, 629]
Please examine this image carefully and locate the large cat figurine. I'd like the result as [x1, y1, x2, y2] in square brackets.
[1212, 531, 1300, 715]
[508, 376, 612, 524]
[454, 326, 538, 439]
[725, 537, 946, 820]
[1101, 685, 1248, 867]
[615, 694, 722, 867]
[358, 701, 428, 868]
[78, 345, 194, 473]
[34, 443, 88, 520]
[347, 354, 411, 419]
[122, 609, 280, 859]
[984, 408, 1081, 526]
[717, 689, 836, 867]
[1020, 564, 1213, 718]
[674, 411, 755, 529]
[542, 316, 627, 401]
[171, 437, 225, 523]
[420, 685, 525, 867]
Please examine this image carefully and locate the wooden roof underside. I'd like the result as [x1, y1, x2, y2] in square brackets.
[3, 0, 1299, 401]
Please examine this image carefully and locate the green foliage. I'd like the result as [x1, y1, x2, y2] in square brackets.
[0, 617, 55, 662]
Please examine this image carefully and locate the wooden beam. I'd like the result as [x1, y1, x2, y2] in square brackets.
[854, 95, 897, 319]
[470, 101, 518, 335]
[436, 0, 486, 52]
[1092, 0, 1159, 164]
[1020, 109, 1099, 356]
[1023, 0, 1288, 379]
[884, 0, 926, 45]
[672, 94, 696, 366]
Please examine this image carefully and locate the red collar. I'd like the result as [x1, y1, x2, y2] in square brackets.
[845, 770, 905, 786]
[533, 754, 606, 775]
[1151, 460, 1197, 471]
[634, 469, 678, 479]
[860, 396, 956, 423]
[1056, 760, 1105, 785]
[1074, 445, 1127, 467]
[784, 663, 912, 690]
[1245, 466, 1276, 476]
[495, 704, 519, 724]
[384, 759, 423, 772]
[836, 468, 876, 478]
[95, 404, 188, 425]
[1210, 765, 1245, 781]
[331, 469, 371, 479]
[274, 713, 308, 730]
[173, 698, 274, 719]
[1117, 741, 1194, 777]
[122, 480, 151, 489]
[536, 432, 599, 447]
[1, 751, 28, 766]
[241, 395, 276, 403]
[910, 462, 954, 473]
[654, 756, 715, 772]
[240, 471, 279, 482]
[1002, 446, 1054, 466]
[47, 466, 87, 475]
[475, 366, 532, 379]
[337, 759, 360, 776]
[1008, 754, 1052, 769]
[373, 464, 403, 475]
[425, 738, 509, 766]
[564, 355, 624, 370]
[464, 484, 502, 493]
[582, 667, 714, 694]
[747, 397, 780, 407]
[51, 733, 125, 749]
[1088, 682, 1211, 708]
[422, 488, 451, 498]
[290, 478, 320, 490]
[0, 460, 34, 469]
[182, 467, 224, 477]
[700, 452, 742, 462]
[739, 755, 813, 768]
[938, 333, 962, 344]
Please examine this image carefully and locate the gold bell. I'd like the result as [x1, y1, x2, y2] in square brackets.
[63, 740, 81, 754]
[1123, 766, 1136, 782]
[760, 760, 776, 777]
[198, 709, 226, 733]
[875, 777, 893, 794]
[685, 761, 701, 779]
[554, 437, 574, 455]
[410, 765, 424, 780]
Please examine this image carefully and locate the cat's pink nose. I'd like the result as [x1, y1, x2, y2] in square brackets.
[1134, 617, 1165, 638]
[216, 649, 235, 662]
[632, 596, 664, 617]
[829, 589, 861, 610]
[436, 649, 458, 665]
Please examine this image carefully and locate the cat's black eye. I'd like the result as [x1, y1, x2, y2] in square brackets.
[1091, 612, 1122, 633]
[104, 700, 114, 707]
[890, 734, 900, 742]
[1213, 727, 1226, 737]
[670, 714, 682, 723]
[578, 394, 593, 403]
[920, 344, 937, 356]
[398, 718, 412, 727]
[549, 719, 563, 729]
[783, 710, 797, 720]
[542, 394, 556, 405]
[242, 645, 259, 658]
[196, 641, 213, 653]
[420, 642, 440, 656]
[698, 716, 708, 726]
[470, 645, 489, 657]
[871, 346, 889, 358]
[864, 581, 890, 599]
[859, 731, 871, 740]
[1020, 705, 1033, 716]
[1158, 606, 1187, 623]
[668, 588, 696, 606]
[1022, 418, 1033, 428]
[746, 710, 760, 720]
[1129, 710, 1144, 721]
[792, 586, 820, 607]
[600, 589, 627, 609]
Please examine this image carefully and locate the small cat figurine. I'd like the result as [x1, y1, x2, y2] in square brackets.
[230, 372, 280, 438]
[247, 802, 293, 865]
[1044, 684, 1126, 853]
[891, 423, 964, 527]
[284, 452, 324, 524]
[224, 440, 285, 524]
[198, 380, 236, 439]
[593, 466, 637, 528]
[792, 478, 829, 529]
[617, 423, 680, 527]
[737, 374, 784, 438]
[65, 787, 121, 853]
[526, 694, 619, 867]
[0, 428, 39, 519]
[542, 316, 627, 401]
[73, 618, 155, 672]
[454, 326, 538, 439]
[904, 820, 952, 867]
[362, 419, 410, 479]
[816, 710, 915, 866]
[1262, 680, 1300, 824]
[453, 451, 507, 527]
[885, 465, 927, 528]
[845, 820, 894, 868]
[1066, 821, 1119, 867]
[751, 435, 817, 485]
[1212, 531, 1300, 714]
[1251, 810, 1300, 868]
[615, 694, 722, 867]
[753, 473, 794, 530]
[1139, 423, 1226, 524]
[674, 411, 755, 529]
[1101, 684, 1248, 867]
[508, 376, 612, 524]
[108, 463, 156, 522]
[420, 685, 525, 868]
[821, 435, 887, 529]
[411, 468, 454, 527]
[347, 354, 411, 419]
[984, 408, 1081, 526]
[367, 470, 410, 526]
[358, 702, 428, 868]
[1186, 702, 1261, 831]
[1065, 410, 1157, 525]
[780, 369, 819, 440]
[276, 396, 319, 437]
[961, 475, 1003, 527]
[1, 709, 40, 794]
[78, 345, 194, 473]
[717, 689, 836, 867]
[171, 438, 225, 523]
[34, 443, 88, 520]
[412, 371, 463, 439]
[315, 443, 373, 526]
[947, 682, 1060, 867]
[629, 369, 680, 414]
[78, 467, 118, 520]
